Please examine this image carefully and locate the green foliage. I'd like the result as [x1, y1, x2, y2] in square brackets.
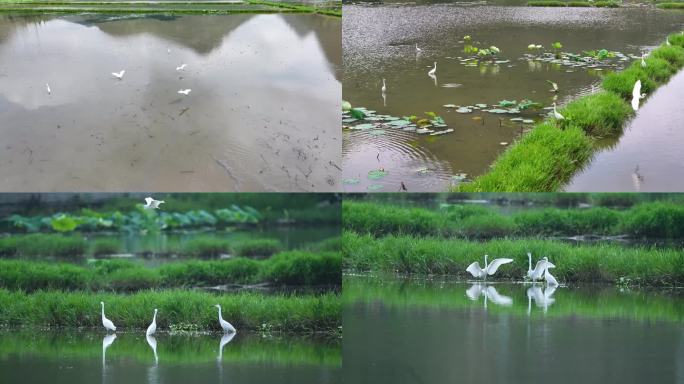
[91, 238, 120, 256]
[559, 91, 632, 136]
[181, 236, 233, 257]
[657, 3, 684, 8]
[650, 45, 684, 68]
[602, 66, 656, 99]
[264, 252, 342, 286]
[640, 57, 676, 83]
[457, 123, 592, 192]
[0, 234, 85, 259]
[0, 289, 341, 333]
[618, 202, 684, 238]
[234, 239, 282, 257]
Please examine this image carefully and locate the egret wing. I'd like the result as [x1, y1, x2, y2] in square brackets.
[465, 262, 483, 278]
[485, 258, 513, 275]
[145, 197, 153, 205]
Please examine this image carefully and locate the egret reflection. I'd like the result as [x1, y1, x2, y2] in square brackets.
[146, 335, 159, 384]
[466, 283, 513, 309]
[102, 333, 117, 384]
[146, 334, 158, 365]
[527, 284, 558, 314]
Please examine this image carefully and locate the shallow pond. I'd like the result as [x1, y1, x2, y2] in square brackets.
[344, 276, 684, 383]
[0, 13, 341, 192]
[566, 69, 684, 192]
[0, 330, 340, 384]
[342, 5, 684, 192]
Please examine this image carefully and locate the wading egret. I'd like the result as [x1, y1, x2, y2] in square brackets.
[381, 78, 386, 93]
[46, 83, 51, 95]
[428, 62, 436, 76]
[112, 70, 125, 80]
[146, 308, 157, 336]
[546, 80, 558, 92]
[641, 53, 647, 68]
[100, 301, 116, 332]
[545, 264, 559, 287]
[526, 253, 555, 282]
[143, 197, 165, 209]
[214, 304, 236, 333]
[176, 64, 187, 71]
[178, 89, 191, 96]
[465, 254, 514, 280]
[415, 43, 422, 53]
[552, 102, 564, 121]
[631, 80, 645, 111]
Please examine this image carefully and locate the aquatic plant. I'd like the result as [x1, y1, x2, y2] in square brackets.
[234, 239, 282, 257]
[602, 66, 656, 99]
[657, 2, 684, 8]
[0, 234, 86, 259]
[558, 91, 633, 136]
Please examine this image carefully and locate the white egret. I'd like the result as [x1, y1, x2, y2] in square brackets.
[631, 80, 645, 111]
[143, 197, 165, 209]
[632, 165, 644, 191]
[176, 64, 187, 71]
[178, 89, 191, 96]
[526, 253, 555, 282]
[428, 62, 436, 76]
[46, 83, 51, 95]
[146, 308, 157, 336]
[465, 254, 514, 280]
[112, 70, 126, 80]
[666, 37, 671, 46]
[214, 304, 236, 333]
[381, 78, 386, 93]
[100, 301, 116, 332]
[415, 43, 422, 53]
[641, 53, 647, 68]
[545, 264, 559, 287]
[546, 80, 558, 92]
[552, 102, 564, 121]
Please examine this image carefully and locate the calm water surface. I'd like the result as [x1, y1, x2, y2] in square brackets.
[0, 13, 341, 192]
[0, 330, 340, 384]
[342, 5, 684, 191]
[344, 276, 684, 384]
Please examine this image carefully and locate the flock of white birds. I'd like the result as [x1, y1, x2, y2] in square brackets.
[465, 252, 559, 287]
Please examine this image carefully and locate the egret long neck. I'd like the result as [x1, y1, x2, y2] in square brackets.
[153, 311, 157, 322]
[528, 254, 532, 270]
[101, 304, 104, 319]
[484, 255, 488, 268]
[218, 307, 222, 322]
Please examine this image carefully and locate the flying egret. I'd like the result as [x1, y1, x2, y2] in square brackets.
[176, 64, 187, 71]
[641, 53, 647, 68]
[465, 254, 514, 280]
[526, 253, 555, 282]
[632, 165, 644, 191]
[415, 43, 422, 53]
[545, 264, 559, 287]
[546, 80, 558, 92]
[381, 78, 386, 93]
[100, 301, 116, 332]
[552, 102, 564, 121]
[143, 197, 165, 209]
[214, 304, 236, 333]
[428, 62, 436, 76]
[178, 89, 191, 96]
[46, 83, 51, 95]
[112, 70, 125, 80]
[146, 308, 157, 336]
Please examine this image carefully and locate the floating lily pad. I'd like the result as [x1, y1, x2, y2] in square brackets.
[352, 123, 375, 130]
[388, 120, 411, 127]
[456, 107, 472, 113]
[510, 117, 524, 122]
[443, 104, 457, 108]
[431, 128, 454, 136]
[452, 173, 468, 182]
[416, 128, 434, 134]
[342, 178, 360, 185]
[522, 119, 535, 124]
[475, 104, 487, 108]
[369, 129, 386, 136]
[368, 169, 388, 180]
[487, 108, 509, 114]
[367, 184, 384, 191]
[342, 118, 357, 123]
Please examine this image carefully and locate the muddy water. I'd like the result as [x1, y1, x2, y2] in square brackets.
[344, 276, 684, 384]
[566, 69, 684, 192]
[342, 5, 684, 192]
[0, 13, 341, 192]
[0, 330, 341, 384]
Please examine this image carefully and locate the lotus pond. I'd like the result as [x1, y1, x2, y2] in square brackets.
[342, 4, 684, 192]
[0, 330, 341, 384]
[0, 12, 341, 192]
[343, 275, 684, 384]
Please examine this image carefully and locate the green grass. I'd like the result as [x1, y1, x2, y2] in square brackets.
[0, 330, 341, 367]
[344, 276, 684, 323]
[343, 232, 684, 286]
[457, 123, 593, 192]
[91, 238, 120, 256]
[0, 251, 341, 291]
[0, 289, 340, 333]
[527, 0, 567, 5]
[593, 1, 619, 7]
[234, 238, 282, 257]
[526, 0, 618, 6]
[558, 91, 633, 137]
[457, 31, 684, 191]
[343, 200, 684, 239]
[0, 234, 85, 259]
[181, 236, 233, 257]
[657, 3, 684, 9]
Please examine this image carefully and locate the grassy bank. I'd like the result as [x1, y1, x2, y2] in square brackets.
[0, 289, 340, 332]
[0, 251, 341, 291]
[343, 200, 684, 238]
[527, 0, 619, 7]
[457, 32, 684, 192]
[0, 330, 341, 366]
[343, 232, 684, 286]
[657, 2, 684, 9]
[345, 276, 684, 323]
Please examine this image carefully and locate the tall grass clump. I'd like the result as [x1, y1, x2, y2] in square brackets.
[527, 0, 567, 5]
[234, 239, 282, 257]
[619, 202, 684, 238]
[657, 3, 684, 8]
[640, 57, 676, 83]
[0, 234, 85, 259]
[158, 259, 262, 286]
[0, 289, 341, 333]
[650, 45, 684, 68]
[558, 91, 632, 136]
[342, 232, 684, 286]
[264, 252, 342, 286]
[0, 260, 92, 291]
[181, 236, 232, 257]
[457, 123, 593, 192]
[601, 66, 656, 100]
[343, 201, 448, 236]
[91, 238, 120, 256]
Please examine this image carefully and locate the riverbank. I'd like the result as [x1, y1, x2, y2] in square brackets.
[456, 32, 684, 192]
[343, 231, 684, 286]
[0, 289, 340, 333]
